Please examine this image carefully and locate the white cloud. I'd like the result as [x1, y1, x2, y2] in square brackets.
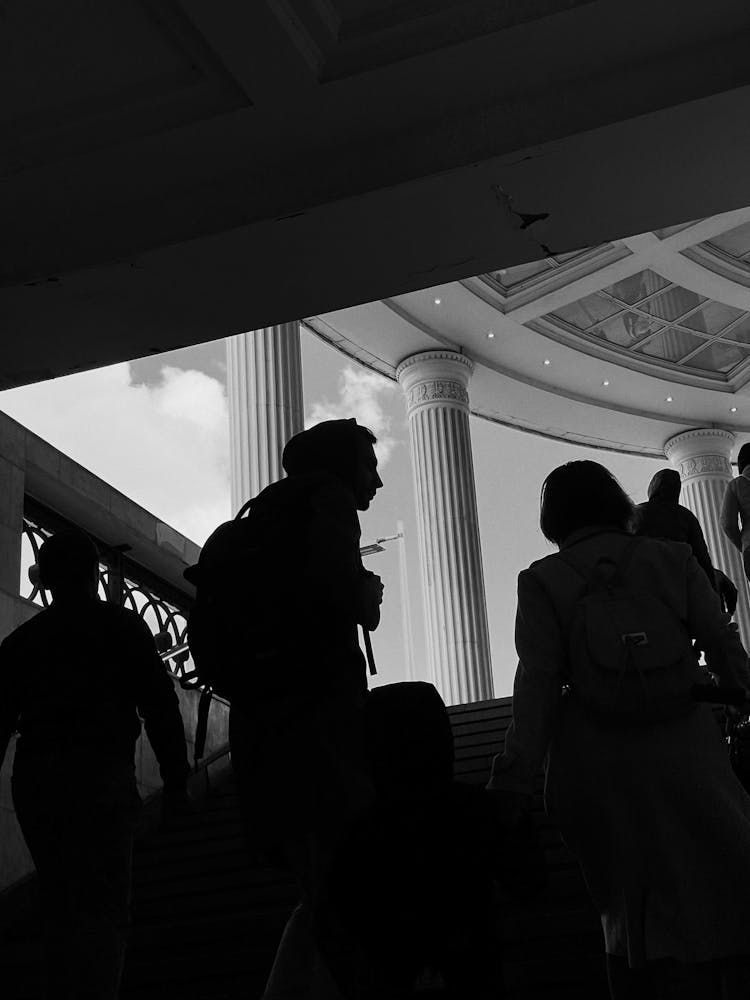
[0, 364, 230, 546]
[307, 366, 400, 466]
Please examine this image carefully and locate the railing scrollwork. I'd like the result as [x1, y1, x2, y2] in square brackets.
[21, 499, 202, 691]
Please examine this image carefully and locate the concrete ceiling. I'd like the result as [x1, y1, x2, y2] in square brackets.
[4, 1, 750, 389]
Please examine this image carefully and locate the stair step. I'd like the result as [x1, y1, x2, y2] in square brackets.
[133, 887, 299, 923]
[0, 701, 615, 998]
[133, 835, 249, 873]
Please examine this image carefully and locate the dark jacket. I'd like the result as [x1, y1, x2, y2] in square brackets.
[635, 468, 717, 589]
[238, 471, 370, 701]
[0, 598, 190, 787]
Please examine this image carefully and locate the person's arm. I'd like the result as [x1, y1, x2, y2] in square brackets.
[687, 555, 750, 691]
[302, 481, 382, 629]
[129, 616, 190, 791]
[714, 567, 739, 617]
[684, 510, 718, 590]
[0, 638, 20, 772]
[487, 567, 566, 797]
[356, 568, 383, 632]
[720, 482, 742, 552]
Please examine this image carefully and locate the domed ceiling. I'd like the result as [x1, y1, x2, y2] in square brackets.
[306, 209, 750, 459]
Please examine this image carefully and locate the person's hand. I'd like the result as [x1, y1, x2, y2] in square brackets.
[359, 572, 384, 630]
[364, 572, 384, 603]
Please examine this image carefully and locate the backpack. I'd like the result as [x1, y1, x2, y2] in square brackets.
[555, 537, 701, 725]
[184, 482, 316, 702]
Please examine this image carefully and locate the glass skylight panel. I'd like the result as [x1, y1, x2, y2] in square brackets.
[540, 266, 750, 380]
[681, 301, 744, 336]
[707, 221, 750, 259]
[641, 286, 705, 322]
[552, 293, 622, 331]
[637, 329, 706, 363]
[604, 270, 671, 305]
[722, 316, 750, 345]
[687, 342, 748, 373]
[594, 312, 662, 348]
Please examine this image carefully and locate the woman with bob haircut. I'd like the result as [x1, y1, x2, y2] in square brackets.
[488, 460, 750, 998]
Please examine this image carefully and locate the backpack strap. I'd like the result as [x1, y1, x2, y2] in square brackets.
[234, 498, 254, 520]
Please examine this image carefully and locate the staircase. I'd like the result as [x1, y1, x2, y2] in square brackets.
[451, 698, 607, 998]
[0, 697, 608, 998]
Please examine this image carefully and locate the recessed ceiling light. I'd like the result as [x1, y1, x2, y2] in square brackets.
[731, 406, 738, 413]
[487, 331, 495, 339]
[543, 358, 551, 366]
[434, 297, 441, 305]
[602, 379, 610, 387]
[666, 396, 673, 402]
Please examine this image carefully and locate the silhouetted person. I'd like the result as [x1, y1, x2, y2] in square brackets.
[227, 418, 383, 999]
[637, 468, 738, 614]
[0, 528, 190, 1000]
[322, 682, 510, 1000]
[636, 469, 716, 585]
[490, 461, 750, 999]
[721, 442, 750, 587]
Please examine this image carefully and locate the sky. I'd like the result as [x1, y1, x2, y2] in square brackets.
[0, 328, 661, 698]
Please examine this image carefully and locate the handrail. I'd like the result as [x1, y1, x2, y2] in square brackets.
[157, 639, 231, 769]
[160, 640, 190, 662]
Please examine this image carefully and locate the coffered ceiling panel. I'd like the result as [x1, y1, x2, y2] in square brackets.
[0, 0, 249, 176]
[275, 0, 596, 80]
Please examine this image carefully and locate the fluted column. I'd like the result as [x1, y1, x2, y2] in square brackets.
[226, 323, 304, 510]
[665, 428, 750, 649]
[397, 350, 493, 705]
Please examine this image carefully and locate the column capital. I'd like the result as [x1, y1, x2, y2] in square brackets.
[664, 427, 735, 481]
[396, 350, 474, 414]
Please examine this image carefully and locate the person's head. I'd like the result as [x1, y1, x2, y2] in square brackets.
[646, 468, 681, 503]
[282, 418, 383, 510]
[37, 528, 100, 599]
[540, 460, 635, 545]
[738, 443, 750, 475]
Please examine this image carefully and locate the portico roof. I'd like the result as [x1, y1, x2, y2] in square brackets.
[5, 3, 750, 390]
[307, 209, 750, 458]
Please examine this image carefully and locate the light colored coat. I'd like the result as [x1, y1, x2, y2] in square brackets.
[489, 527, 750, 966]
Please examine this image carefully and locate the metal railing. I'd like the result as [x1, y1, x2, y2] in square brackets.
[20, 499, 221, 768]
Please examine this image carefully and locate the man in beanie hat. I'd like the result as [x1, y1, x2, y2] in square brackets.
[228, 418, 384, 999]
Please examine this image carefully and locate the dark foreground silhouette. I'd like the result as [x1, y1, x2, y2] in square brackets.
[197, 419, 384, 998]
[0, 528, 190, 1000]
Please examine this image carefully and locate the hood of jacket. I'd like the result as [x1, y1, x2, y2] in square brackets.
[647, 468, 681, 504]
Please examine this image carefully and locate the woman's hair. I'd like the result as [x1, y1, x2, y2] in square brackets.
[282, 418, 376, 488]
[38, 527, 99, 591]
[540, 460, 635, 545]
[738, 442, 750, 475]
